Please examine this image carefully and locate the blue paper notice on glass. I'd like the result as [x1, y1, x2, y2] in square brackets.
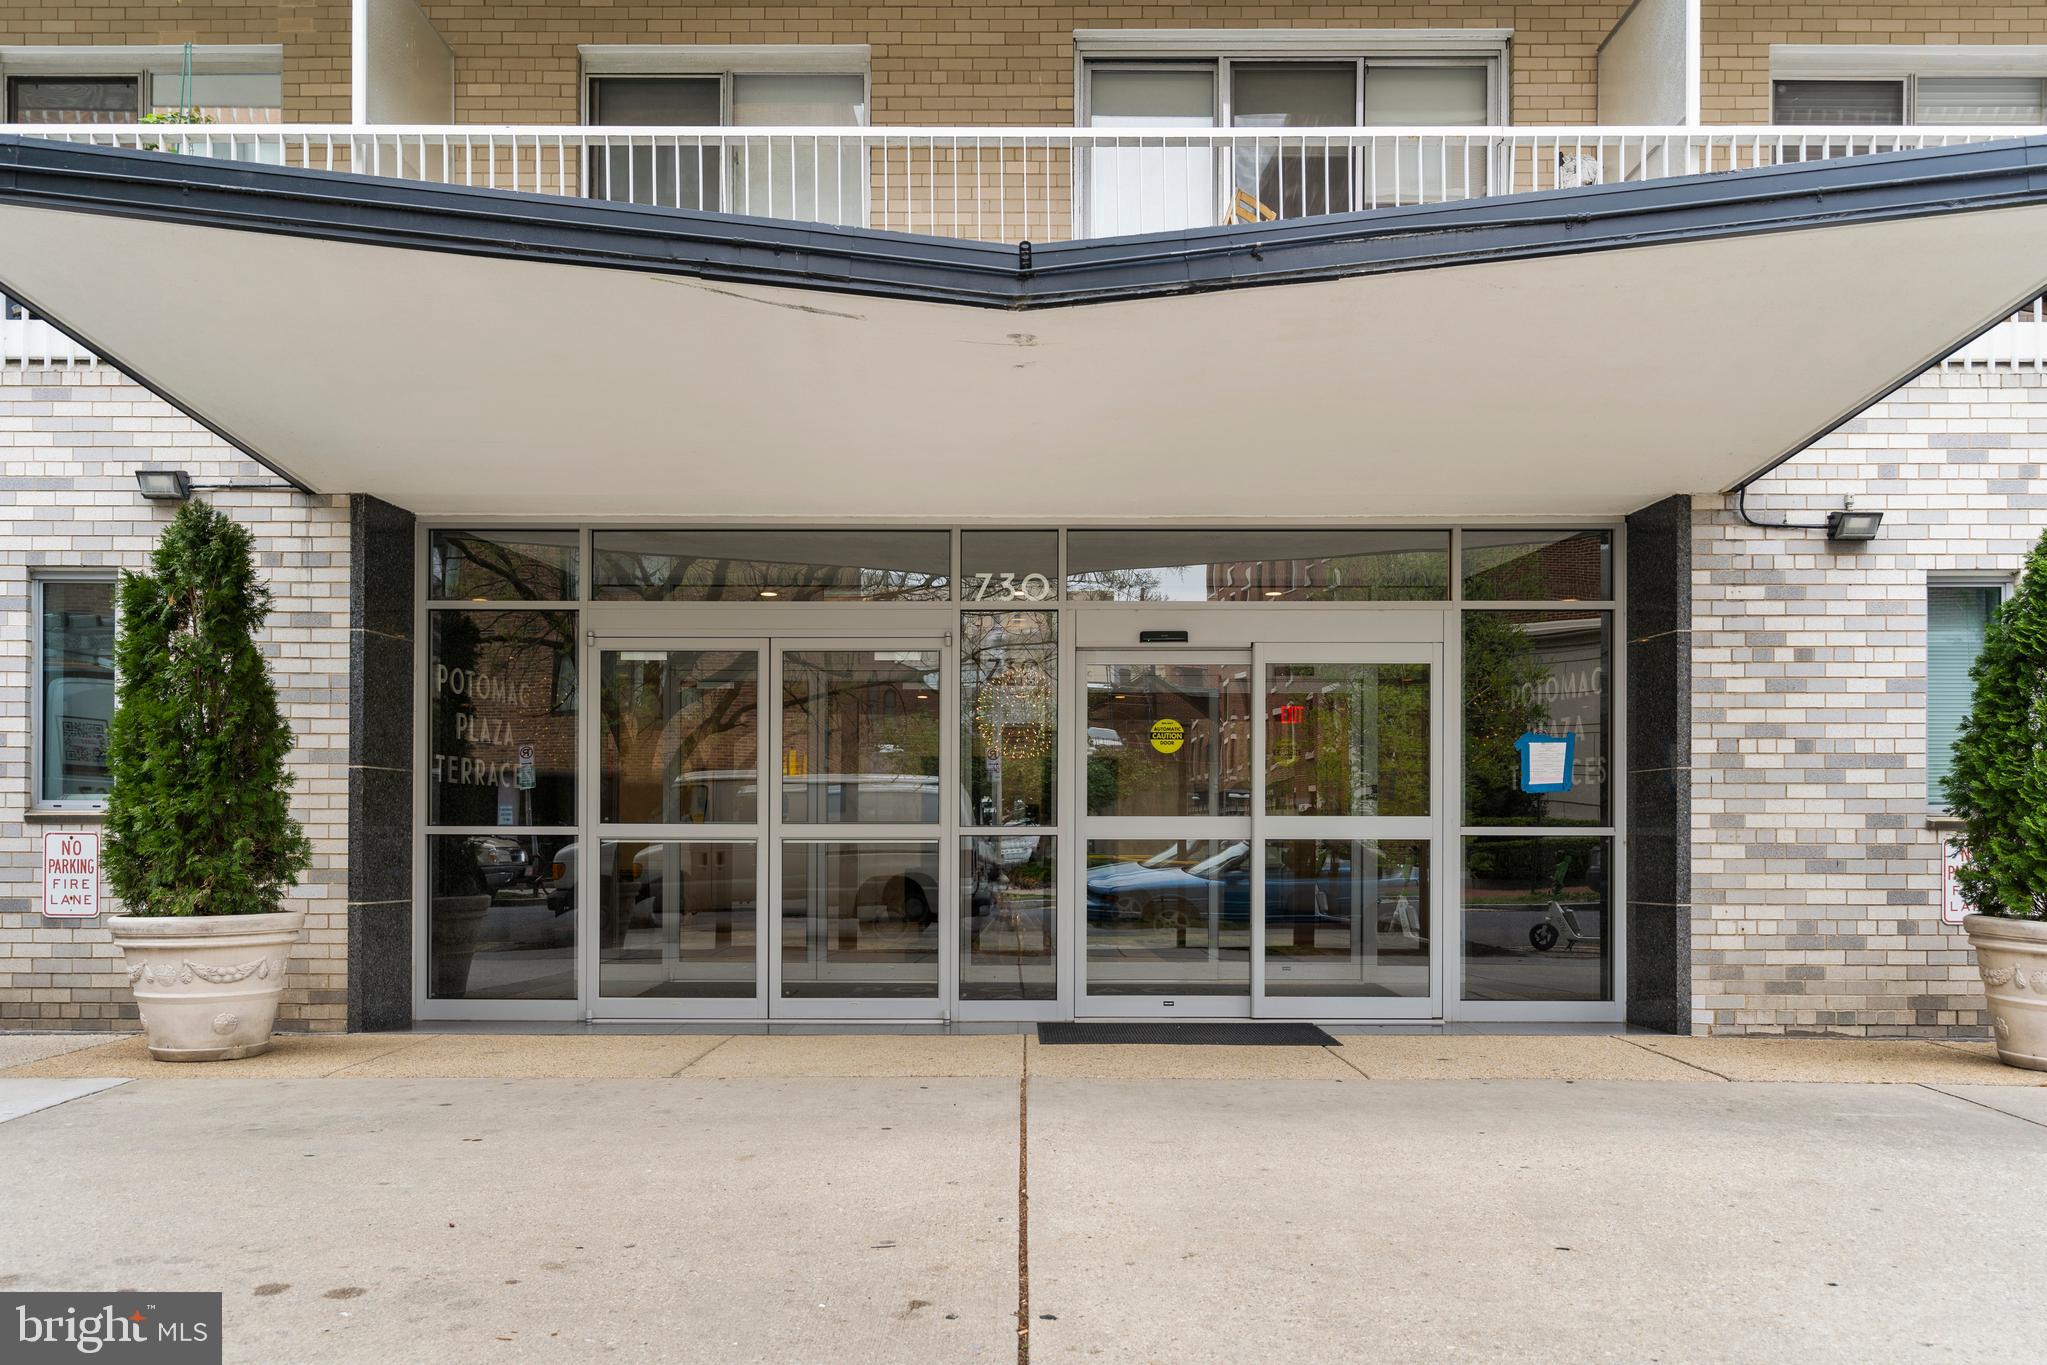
[1515, 732, 1575, 793]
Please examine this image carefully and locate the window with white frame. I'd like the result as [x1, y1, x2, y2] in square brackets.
[1771, 47, 2047, 126]
[34, 574, 117, 809]
[1927, 579, 2007, 811]
[1078, 31, 1502, 234]
[581, 46, 869, 223]
[1, 46, 283, 125]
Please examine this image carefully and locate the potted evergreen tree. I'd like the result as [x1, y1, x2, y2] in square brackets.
[104, 501, 313, 1061]
[1945, 528, 2047, 1070]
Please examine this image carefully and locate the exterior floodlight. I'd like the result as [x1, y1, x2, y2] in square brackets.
[135, 469, 193, 501]
[1825, 509, 1883, 542]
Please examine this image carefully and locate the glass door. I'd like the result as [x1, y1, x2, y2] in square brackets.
[1253, 644, 1443, 1019]
[768, 639, 952, 1019]
[1077, 651, 1254, 1017]
[588, 638, 771, 1019]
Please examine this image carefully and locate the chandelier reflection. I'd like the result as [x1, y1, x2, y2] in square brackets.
[974, 656, 1055, 761]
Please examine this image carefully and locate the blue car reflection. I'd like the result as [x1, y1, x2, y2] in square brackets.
[1086, 842, 1422, 930]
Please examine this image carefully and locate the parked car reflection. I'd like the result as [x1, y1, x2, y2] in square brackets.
[1085, 840, 1421, 933]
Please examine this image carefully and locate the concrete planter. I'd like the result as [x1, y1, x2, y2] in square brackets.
[1965, 913, 2047, 1072]
[108, 911, 305, 1062]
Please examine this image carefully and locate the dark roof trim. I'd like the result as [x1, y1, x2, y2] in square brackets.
[0, 134, 2043, 310]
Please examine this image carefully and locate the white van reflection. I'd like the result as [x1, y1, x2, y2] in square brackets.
[548, 772, 942, 923]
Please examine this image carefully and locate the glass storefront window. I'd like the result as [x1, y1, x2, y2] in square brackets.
[1085, 839, 1251, 997]
[781, 649, 943, 825]
[429, 610, 578, 826]
[780, 841, 941, 999]
[1462, 610, 1610, 827]
[1461, 835, 1611, 1002]
[37, 578, 116, 805]
[1066, 529, 1449, 602]
[429, 530, 580, 602]
[961, 835, 1057, 1001]
[428, 833, 576, 1000]
[1461, 530, 1611, 602]
[962, 531, 1058, 603]
[598, 840, 758, 999]
[600, 649, 759, 825]
[1086, 661, 1251, 818]
[1264, 839, 1429, 999]
[964, 612, 1057, 827]
[591, 530, 950, 602]
[1264, 662, 1429, 817]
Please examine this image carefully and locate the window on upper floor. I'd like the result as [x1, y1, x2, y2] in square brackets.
[7, 75, 140, 124]
[582, 49, 869, 221]
[34, 575, 117, 810]
[1928, 581, 2008, 812]
[2, 47, 284, 126]
[1080, 40, 1498, 234]
[1771, 47, 2047, 126]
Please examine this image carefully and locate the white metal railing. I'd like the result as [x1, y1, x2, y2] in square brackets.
[0, 294, 92, 367]
[4, 123, 2042, 243]
[1, 122, 2044, 367]
[1942, 297, 2047, 371]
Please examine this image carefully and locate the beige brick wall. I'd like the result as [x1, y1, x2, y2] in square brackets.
[1690, 368, 2047, 1037]
[0, 1, 351, 121]
[0, 365, 350, 1033]
[1703, 3, 2047, 124]
[421, 3, 1627, 127]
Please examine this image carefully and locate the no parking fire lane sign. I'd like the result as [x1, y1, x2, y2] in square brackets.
[43, 830, 101, 919]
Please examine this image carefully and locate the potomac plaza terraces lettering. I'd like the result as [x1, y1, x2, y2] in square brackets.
[434, 664, 534, 787]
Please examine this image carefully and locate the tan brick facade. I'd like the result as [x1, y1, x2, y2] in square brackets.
[1703, 3, 2047, 124]
[420, 3, 1626, 127]
[0, 366, 350, 1033]
[0, 1, 351, 121]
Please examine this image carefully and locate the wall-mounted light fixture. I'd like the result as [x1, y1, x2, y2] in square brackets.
[134, 469, 193, 501]
[1736, 484, 1882, 543]
[134, 469, 296, 503]
[1824, 507, 1884, 542]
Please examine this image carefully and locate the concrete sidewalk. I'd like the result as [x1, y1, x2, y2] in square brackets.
[3, 1029, 2041, 1085]
[2, 1032, 2044, 1364]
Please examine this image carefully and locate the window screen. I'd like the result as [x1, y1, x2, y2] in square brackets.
[7, 76, 140, 124]
[588, 76, 721, 126]
[1771, 80, 1905, 125]
[1928, 584, 2002, 809]
[1916, 75, 2047, 126]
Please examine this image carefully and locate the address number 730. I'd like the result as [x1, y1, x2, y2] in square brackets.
[969, 572, 1054, 602]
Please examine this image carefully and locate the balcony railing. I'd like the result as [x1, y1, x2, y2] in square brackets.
[1, 123, 2043, 368]
[5, 123, 2042, 243]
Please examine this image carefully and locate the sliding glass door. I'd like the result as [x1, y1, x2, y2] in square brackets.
[1252, 644, 1442, 1018]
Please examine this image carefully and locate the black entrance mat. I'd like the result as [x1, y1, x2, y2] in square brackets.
[1037, 1022, 1338, 1047]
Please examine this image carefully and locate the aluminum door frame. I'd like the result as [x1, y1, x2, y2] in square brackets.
[1249, 641, 1446, 1021]
[1073, 647, 1256, 1020]
[580, 634, 773, 1021]
[766, 635, 957, 1022]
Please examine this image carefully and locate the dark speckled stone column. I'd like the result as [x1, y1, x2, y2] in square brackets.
[1624, 496, 1692, 1034]
[348, 495, 415, 1031]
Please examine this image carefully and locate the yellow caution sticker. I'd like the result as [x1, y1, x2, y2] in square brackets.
[1149, 718, 1185, 754]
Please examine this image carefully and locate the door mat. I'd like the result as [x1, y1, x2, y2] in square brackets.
[1036, 1022, 1338, 1047]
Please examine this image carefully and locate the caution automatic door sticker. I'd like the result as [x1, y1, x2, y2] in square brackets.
[1149, 718, 1185, 754]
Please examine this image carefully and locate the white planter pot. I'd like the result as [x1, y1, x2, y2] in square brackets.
[1964, 913, 2047, 1072]
[108, 911, 305, 1062]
